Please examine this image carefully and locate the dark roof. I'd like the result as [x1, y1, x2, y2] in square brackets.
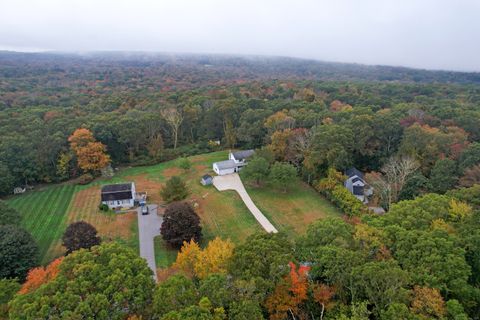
[101, 183, 132, 193]
[346, 167, 364, 179]
[352, 177, 363, 184]
[231, 150, 255, 161]
[214, 160, 237, 170]
[101, 183, 133, 201]
[353, 185, 364, 196]
[202, 174, 213, 181]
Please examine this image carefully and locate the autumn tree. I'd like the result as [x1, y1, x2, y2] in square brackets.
[161, 107, 183, 149]
[68, 128, 111, 173]
[161, 202, 202, 248]
[459, 164, 480, 187]
[366, 155, 419, 208]
[62, 221, 101, 254]
[410, 286, 446, 319]
[312, 283, 336, 320]
[19, 257, 63, 294]
[265, 262, 309, 320]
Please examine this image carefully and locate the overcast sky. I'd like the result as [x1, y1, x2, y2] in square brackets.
[1, 0, 479, 71]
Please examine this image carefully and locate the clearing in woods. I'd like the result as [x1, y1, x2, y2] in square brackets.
[5, 150, 340, 268]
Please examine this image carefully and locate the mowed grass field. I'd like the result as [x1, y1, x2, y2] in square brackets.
[246, 182, 340, 238]
[4, 150, 340, 268]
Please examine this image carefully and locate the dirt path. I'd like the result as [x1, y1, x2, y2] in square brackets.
[213, 174, 278, 233]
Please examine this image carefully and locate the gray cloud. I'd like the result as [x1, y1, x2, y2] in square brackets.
[1, 0, 479, 71]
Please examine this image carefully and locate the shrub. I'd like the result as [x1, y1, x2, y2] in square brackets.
[160, 176, 189, 203]
[315, 168, 367, 217]
[98, 203, 109, 211]
[77, 173, 94, 185]
[177, 157, 192, 170]
[62, 221, 101, 254]
[161, 202, 202, 248]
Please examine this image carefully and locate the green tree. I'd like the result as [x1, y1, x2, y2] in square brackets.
[229, 232, 293, 292]
[458, 142, 480, 171]
[351, 261, 409, 316]
[228, 300, 264, 320]
[398, 173, 430, 200]
[429, 159, 459, 194]
[269, 162, 297, 192]
[161, 202, 202, 248]
[0, 278, 20, 318]
[62, 221, 101, 254]
[160, 176, 189, 203]
[240, 156, 270, 186]
[8, 243, 155, 319]
[153, 274, 198, 316]
[0, 200, 20, 226]
[0, 162, 15, 196]
[305, 124, 354, 173]
[0, 225, 38, 280]
[198, 274, 234, 308]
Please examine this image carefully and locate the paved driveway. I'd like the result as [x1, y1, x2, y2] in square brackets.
[213, 173, 278, 233]
[137, 204, 162, 281]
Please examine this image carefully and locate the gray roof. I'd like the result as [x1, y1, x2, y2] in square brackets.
[231, 150, 255, 161]
[101, 183, 133, 201]
[214, 160, 237, 170]
[346, 167, 364, 179]
[202, 174, 213, 181]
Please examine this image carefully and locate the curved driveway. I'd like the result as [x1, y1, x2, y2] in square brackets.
[213, 173, 278, 233]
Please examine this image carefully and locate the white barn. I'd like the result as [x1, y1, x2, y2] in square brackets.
[101, 182, 136, 210]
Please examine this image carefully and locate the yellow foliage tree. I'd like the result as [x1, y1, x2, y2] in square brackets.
[173, 237, 234, 279]
[448, 199, 472, 222]
[173, 239, 201, 278]
[195, 237, 234, 279]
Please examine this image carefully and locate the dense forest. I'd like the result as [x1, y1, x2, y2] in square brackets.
[1, 52, 480, 319]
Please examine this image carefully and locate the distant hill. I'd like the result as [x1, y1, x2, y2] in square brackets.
[1, 50, 479, 85]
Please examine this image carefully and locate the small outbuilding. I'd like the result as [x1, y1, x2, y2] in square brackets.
[344, 167, 373, 204]
[101, 182, 136, 210]
[201, 174, 213, 186]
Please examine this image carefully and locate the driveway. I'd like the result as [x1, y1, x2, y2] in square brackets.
[213, 173, 278, 233]
[137, 204, 162, 281]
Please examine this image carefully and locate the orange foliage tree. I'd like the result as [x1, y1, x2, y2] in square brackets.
[410, 286, 446, 319]
[68, 128, 110, 173]
[265, 262, 310, 320]
[19, 257, 63, 294]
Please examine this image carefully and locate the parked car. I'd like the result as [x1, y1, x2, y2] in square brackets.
[141, 205, 149, 215]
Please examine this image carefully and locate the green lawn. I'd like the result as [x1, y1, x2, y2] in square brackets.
[3, 150, 340, 269]
[6, 185, 76, 264]
[246, 179, 341, 237]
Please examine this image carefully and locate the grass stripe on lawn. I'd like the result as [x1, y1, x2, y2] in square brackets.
[6, 185, 76, 264]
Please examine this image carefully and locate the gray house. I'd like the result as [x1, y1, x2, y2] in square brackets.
[344, 168, 372, 204]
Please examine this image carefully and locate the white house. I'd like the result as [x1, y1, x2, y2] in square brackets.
[213, 150, 255, 176]
[344, 168, 373, 204]
[101, 182, 136, 210]
[229, 150, 255, 163]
